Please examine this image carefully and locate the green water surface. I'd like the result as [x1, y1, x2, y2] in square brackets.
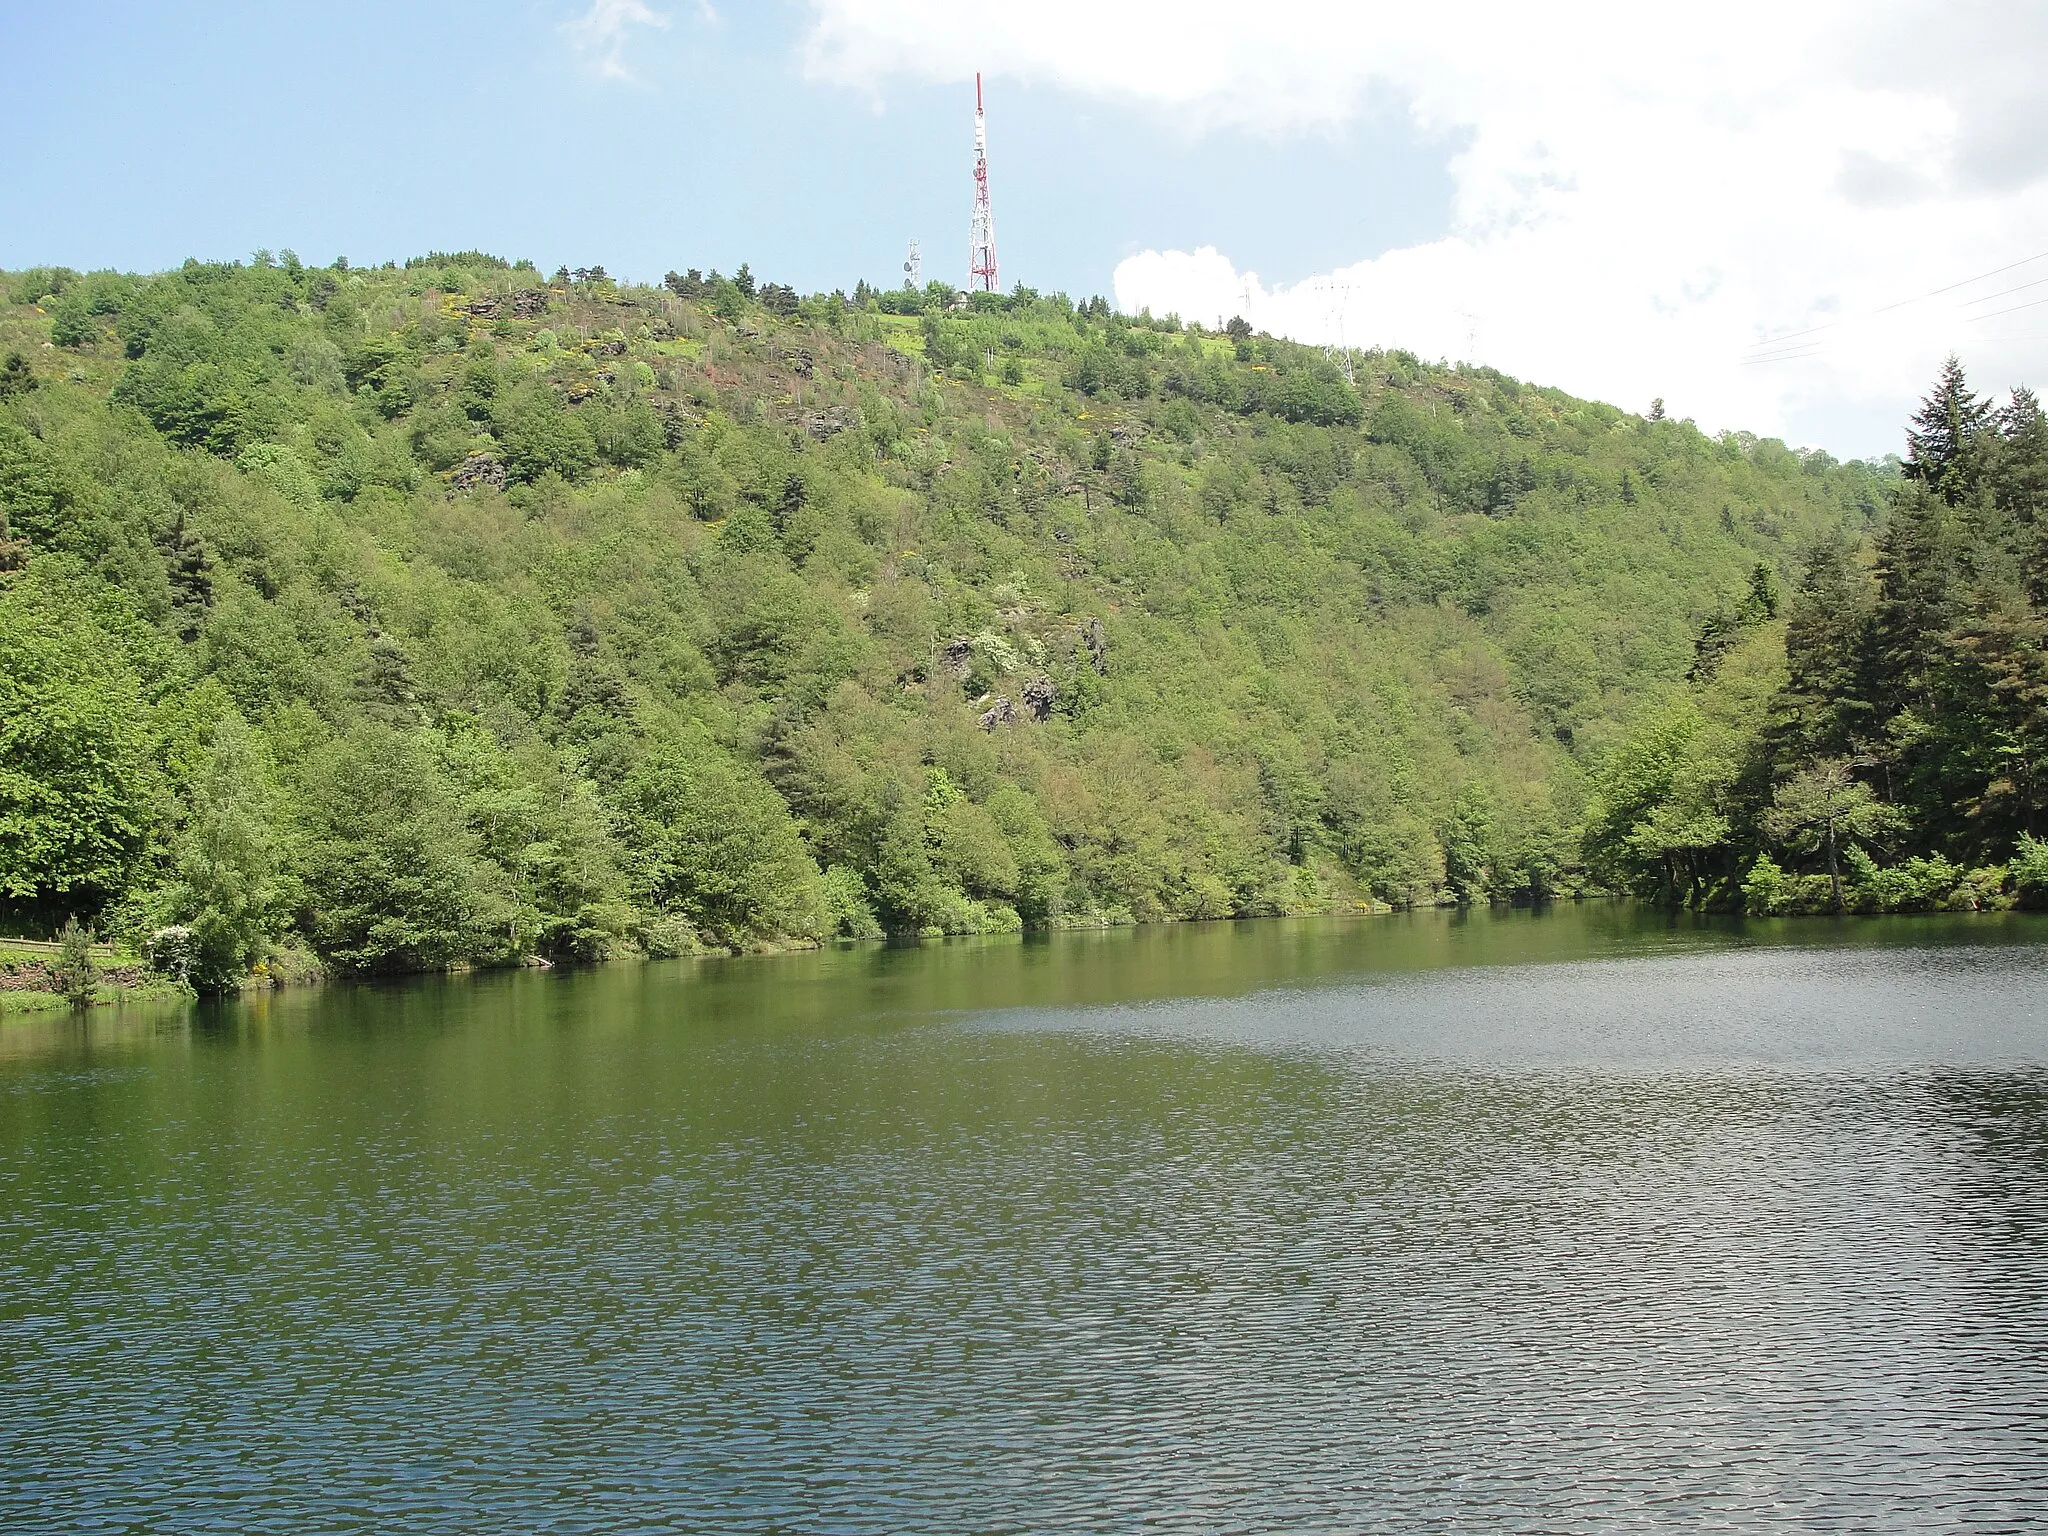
[6, 904, 2048, 1532]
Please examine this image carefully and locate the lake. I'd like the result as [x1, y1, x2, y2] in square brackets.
[6, 904, 2048, 1532]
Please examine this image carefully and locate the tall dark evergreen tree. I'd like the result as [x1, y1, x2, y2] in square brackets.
[1993, 387, 2048, 597]
[158, 513, 214, 644]
[1870, 482, 1957, 717]
[1773, 539, 1877, 762]
[0, 351, 36, 399]
[1904, 355, 1991, 502]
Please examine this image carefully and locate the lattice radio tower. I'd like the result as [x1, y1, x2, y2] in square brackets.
[968, 73, 1000, 293]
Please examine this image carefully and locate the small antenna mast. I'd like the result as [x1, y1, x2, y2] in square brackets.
[904, 237, 922, 292]
[1322, 280, 1356, 384]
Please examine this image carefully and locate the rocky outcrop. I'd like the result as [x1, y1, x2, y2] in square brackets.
[1021, 674, 1056, 720]
[451, 452, 507, 492]
[978, 696, 1016, 731]
[467, 290, 550, 320]
[802, 409, 852, 442]
[1081, 617, 1107, 674]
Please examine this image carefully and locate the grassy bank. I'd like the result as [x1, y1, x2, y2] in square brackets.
[0, 939, 193, 1016]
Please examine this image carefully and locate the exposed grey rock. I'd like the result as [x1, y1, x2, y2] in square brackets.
[451, 452, 507, 492]
[1021, 674, 1056, 720]
[940, 637, 975, 680]
[467, 289, 550, 320]
[978, 696, 1015, 731]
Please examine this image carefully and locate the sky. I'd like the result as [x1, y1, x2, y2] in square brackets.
[5, 0, 2046, 457]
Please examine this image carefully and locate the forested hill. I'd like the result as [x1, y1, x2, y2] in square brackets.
[0, 252, 1891, 985]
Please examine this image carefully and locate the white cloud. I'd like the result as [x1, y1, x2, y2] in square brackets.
[800, 1, 2048, 453]
[566, 0, 679, 83]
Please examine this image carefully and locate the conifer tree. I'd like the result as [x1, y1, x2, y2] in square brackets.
[1764, 759, 1899, 913]
[159, 513, 214, 643]
[1870, 483, 1957, 717]
[1995, 387, 2048, 598]
[1904, 355, 1991, 501]
[0, 351, 35, 398]
[1774, 540, 1877, 761]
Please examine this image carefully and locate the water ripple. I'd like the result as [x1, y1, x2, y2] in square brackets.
[5, 925, 2048, 1531]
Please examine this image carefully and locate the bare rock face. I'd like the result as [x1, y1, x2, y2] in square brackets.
[1021, 674, 1056, 720]
[592, 337, 627, 358]
[803, 408, 851, 442]
[940, 637, 975, 681]
[786, 347, 815, 379]
[978, 696, 1016, 731]
[1081, 617, 1107, 675]
[451, 452, 507, 492]
[467, 290, 550, 320]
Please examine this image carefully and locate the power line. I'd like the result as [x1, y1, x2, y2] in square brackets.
[1968, 295, 2048, 324]
[1744, 246, 2048, 358]
[1742, 346, 1825, 367]
[1873, 248, 2048, 311]
[1964, 274, 2048, 306]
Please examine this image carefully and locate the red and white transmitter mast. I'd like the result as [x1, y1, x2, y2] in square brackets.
[968, 73, 999, 293]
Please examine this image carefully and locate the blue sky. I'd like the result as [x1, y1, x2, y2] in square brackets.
[1, 1, 1449, 301]
[6, 0, 2046, 455]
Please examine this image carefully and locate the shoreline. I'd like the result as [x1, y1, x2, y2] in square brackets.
[15, 898, 2048, 1022]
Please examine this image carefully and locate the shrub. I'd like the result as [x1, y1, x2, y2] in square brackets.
[1742, 854, 1791, 915]
[820, 865, 884, 940]
[2012, 835, 2048, 909]
[1843, 847, 1963, 913]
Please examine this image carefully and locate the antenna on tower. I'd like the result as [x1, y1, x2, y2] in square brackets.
[968, 73, 999, 294]
[904, 237, 922, 292]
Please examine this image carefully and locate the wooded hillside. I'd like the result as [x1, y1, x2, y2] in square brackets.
[0, 252, 1894, 984]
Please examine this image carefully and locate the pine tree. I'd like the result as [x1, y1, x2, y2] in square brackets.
[1774, 539, 1878, 761]
[1904, 355, 1991, 501]
[1994, 387, 2048, 599]
[54, 916, 98, 1008]
[1763, 759, 1900, 913]
[1871, 483, 1957, 717]
[159, 513, 214, 642]
[1934, 601, 2048, 849]
[0, 351, 36, 399]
